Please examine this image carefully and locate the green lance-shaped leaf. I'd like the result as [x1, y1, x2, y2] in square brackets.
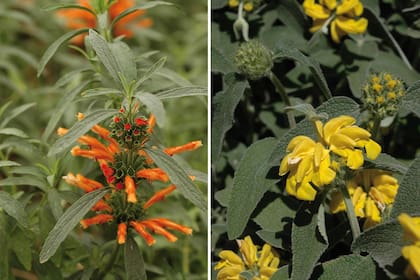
[0, 191, 29, 228]
[317, 254, 377, 280]
[364, 7, 413, 70]
[39, 188, 109, 263]
[0, 128, 28, 138]
[145, 148, 207, 213]
[0, 102, 36, 129]
[12, 228, 33, 271]
[291, 201, 328, 280]
[110, 1, 173, 30]
[109, 40, 137, 83]
[125, 236, 147, 280]
[48, 109, 118, 156]
[0, 160, 20, 168]
[155, 86, 207, 99]
[43, 80, 94, 141]
[134, 57, 167, 90]
[43, 3, 96, 15]
[390, 156, 420, 218]
[136, 92, 166, 127]
[352, 220, 404, 279]
[273, 47, 332, 100]
[37, 28, 90, 77]
[81, 87, 123, 98]
[87, 29, 125, 85]
[227, 138, 279, 239]
[0, 176, 48, 192]
[212, 73, 248, 161]
[401, 80, 420, 118]
[271, 265, 290, 280]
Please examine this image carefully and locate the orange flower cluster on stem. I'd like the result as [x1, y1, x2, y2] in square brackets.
[57, 0, 153, 45]
[59, 108, 202, 245]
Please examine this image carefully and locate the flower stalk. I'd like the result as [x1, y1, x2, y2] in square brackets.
[268, 71, 296, 128]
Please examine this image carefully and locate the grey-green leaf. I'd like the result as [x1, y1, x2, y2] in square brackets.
[0, 191, 29, 228]
[135, 57, 167, 90]
[212, 73, 248, 161]
[0, 128, 28, 138]
[37, 28, 90, 77]
[227, 138, 280, 239]
[125, 236, 147, 280]
[136, 92, 166, 127]
[365, 153, 408, 174]
[390, 156, 420, 218]
[48, 109, 118, 156]
[39, 188, 109, 263]
[401, 80, 420, 118]
[145, 148, 207, 212]
[155, 86, 207, 99]
[0, 160, 21, 168]
[318, 254, 376, 280]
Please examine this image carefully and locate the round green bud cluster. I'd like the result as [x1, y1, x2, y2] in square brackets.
[362, 72, 405, 118]
[234, 40, 273, 81]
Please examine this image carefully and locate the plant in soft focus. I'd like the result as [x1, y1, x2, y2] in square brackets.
[56, 0, 152, 44]
[398, 213, 420, 280]
[214, 235, 279, 280]
[303, 0, 368, 43]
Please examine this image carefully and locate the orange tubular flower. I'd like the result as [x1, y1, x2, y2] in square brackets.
[91, 200, 113, 212]
[148, 218, 193, 235]
[130, 221, 156, 246]
[125, 175, 137, 203]
[117, 223, 127, 244]
[143, 185, 177, 209]
[80, 214, 114, 229]
[164, 140, 203, 156]
[63, 173, 103, 192]
[57, 0, 152, 45]
[137, 168, 169, 182]
[141, 220, 178, 242]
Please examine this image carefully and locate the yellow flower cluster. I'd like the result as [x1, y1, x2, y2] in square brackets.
[398, 213, 420, 280]
[303, 0, 368, 43]
[215, 236, 279, 280]
[228, 0, 261, 12]
[330, 169, 399, 229]
[362, 73, 405, 118]
[280, 115, 381, 201]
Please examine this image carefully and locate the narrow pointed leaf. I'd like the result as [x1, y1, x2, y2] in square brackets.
[155, 86, 207, 99]
[0, 191, 29, 228]
[37, 28, 90, 77]
[43, 4, 95, 15]
[125, 236, 147, 280]
[136, 92, 166, 127]
[48, 109, 118, 156]
[0, 102, 36, 128]
[145, 148, 207, 212]
[0, 128, 28, 138]
[135, 57, 167, 90]
[39, 188, 109, 263]
[0, 160, 21, 168]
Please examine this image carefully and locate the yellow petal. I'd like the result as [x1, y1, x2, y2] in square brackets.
[352, 187, 366, 218]
[240, 236, 257, 268]
[339, 126, 371, 141]
[257, 244, 273, 267]
[314, 142, 324, 168]
[323, 115, 355, 143]
[296, 178, 317, 201]
[399, 214, 420, 243]
[336, 0, 359, 15]
[320, 0, 337, 10]
[402, 245, 420, 276]
[354, 2, 364, 16]
[279, 155, 290, 176]
[364, 140, 381, 160]
[217, 266, 243, 280]
[330, 133, 357, 149]
[303, 0, 331, 19]
[295, 156, 313, 183]
[346, 149, 364, 169]
[286, 174, 299, 197]
[286, 135, 314, 152]
[218, 250, 244, 266]
[335, 17, 368, 34]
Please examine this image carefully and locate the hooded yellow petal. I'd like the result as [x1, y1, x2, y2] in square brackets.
[303, 0, 331, 19]
[217, 266, 243, 280]
[399, 214, 420, 243]
[346, 149, 364, 169]
[218, 250, 244, 267]
[339, 126, 371, 141]
[279, 155, 291, 176]
[336, 0, 359, 15]
[402, 245, 420, 276]
[364, 140, 381, 160]
[258, 244, 273, 267]
[352, 186, 367, 217]
[330, 133, 357, 149]
[323, 115, 356, 143]
[240, 236, 257, 268]
[295, 178, 317, 201]
[295, 156, 313, 183]
[320, 0, 337, 10]
[335, 17, 368, 34]
[287, 135, 315, 152]
[354, 2, 364, 16]
[330, 19, 343, 43]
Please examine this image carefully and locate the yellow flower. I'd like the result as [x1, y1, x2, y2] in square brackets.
[229, 0, 239, 8]
[244, 2, 253, 11]
[330, 169, 399, 229]
[315, 115, 381, 170]
[279, 136, 336, 200]
[303, 0, 368, 43]
[398, 213, 420, 279]
[215, 236, 280, 280]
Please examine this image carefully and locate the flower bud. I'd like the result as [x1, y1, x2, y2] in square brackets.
[234, 40, 273, 80]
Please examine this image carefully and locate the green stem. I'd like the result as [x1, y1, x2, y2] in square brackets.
[340, 183, 360, 239]
[268, 71, 296, 128]
[95, 242, 121, 280]
[371, 115, 381, 141]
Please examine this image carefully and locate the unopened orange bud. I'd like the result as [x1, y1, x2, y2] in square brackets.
[57, 127, 69, 136]
[77, 112, 85, 121]
[117, 223, 127, 244]
[147, 114, 156, 133]
[125, 175, 137, 203]
[92, 200, 112, 212]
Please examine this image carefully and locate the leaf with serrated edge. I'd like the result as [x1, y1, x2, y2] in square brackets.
[227, 138, 279, 239]
[39, 188, 109, 263]
[38, 28, 90, 77]
[145, 148, 206, 212]
[0, 191, 29, 228]
[125, 236, 147, 280]
[48, 109, 118, 156]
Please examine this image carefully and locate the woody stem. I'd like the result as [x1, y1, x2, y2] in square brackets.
[340, 183, 361, 239]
